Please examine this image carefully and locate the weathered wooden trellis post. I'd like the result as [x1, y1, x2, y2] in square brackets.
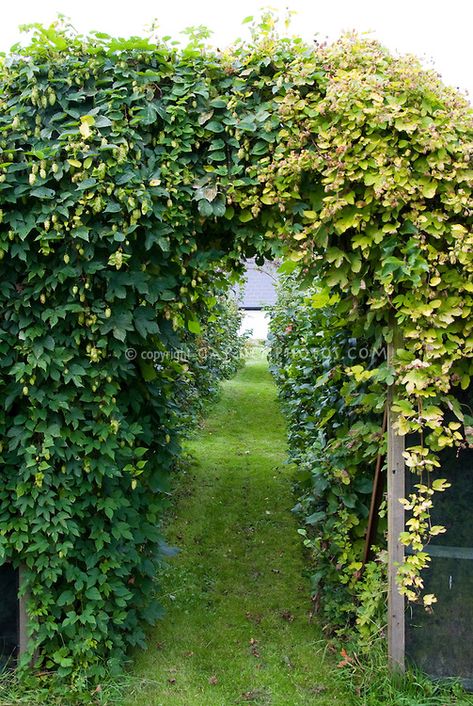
[387, 335, 405, 671]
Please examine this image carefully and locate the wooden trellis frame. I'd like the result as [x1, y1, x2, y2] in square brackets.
[387, 337, 405, 671]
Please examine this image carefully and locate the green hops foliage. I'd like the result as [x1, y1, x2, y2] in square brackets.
[268, 275, 387, 636]
[0, 16, 471, 678]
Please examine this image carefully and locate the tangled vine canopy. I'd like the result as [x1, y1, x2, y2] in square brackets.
[0, 18, 472, 677]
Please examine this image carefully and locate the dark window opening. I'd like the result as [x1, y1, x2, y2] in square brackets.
[0, 564, 19, 670]
[405, 386, 473, 688]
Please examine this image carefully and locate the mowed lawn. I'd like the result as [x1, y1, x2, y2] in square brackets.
[124, 357, 351, 706]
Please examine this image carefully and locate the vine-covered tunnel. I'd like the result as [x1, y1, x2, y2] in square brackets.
[0, 19, 471, 693]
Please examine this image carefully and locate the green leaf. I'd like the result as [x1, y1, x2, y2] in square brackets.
[239, 210, 252, 223]
[198, 199, 214, 217]
[138, 359, 157, 382]
[205, 120, 224, 133]
[187, 319, 201, 334]
[85, 586, 102, 601]
[211, 196, 226, 217]
[421, 181, 437, 199]
[310, 291, 331, 309]
[57, 590, 75, 606]
[334, 207, 357, 234]
[30, 186, 55, 199]
[305, 511, 326, 526]
[76, 178, 97, 190]
[277, 260, 298, 275]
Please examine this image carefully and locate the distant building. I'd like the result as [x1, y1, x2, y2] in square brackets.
[234, 258, 278, 340]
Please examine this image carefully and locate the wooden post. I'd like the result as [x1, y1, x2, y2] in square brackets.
[18, 566, 29, 658]
[387, 336, 405, 672]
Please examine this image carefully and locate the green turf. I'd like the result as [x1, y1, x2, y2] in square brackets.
[124, 357, 351, 706]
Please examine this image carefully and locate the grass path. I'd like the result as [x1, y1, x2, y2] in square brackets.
[125, 358, 351, 706]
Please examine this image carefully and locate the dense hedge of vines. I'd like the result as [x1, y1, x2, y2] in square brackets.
[171, 294, 247, 434]
[268, 275, 387, 639]
[0, 15, 471, 680]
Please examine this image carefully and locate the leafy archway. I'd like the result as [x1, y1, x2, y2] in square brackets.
[0, 17, 471, 678]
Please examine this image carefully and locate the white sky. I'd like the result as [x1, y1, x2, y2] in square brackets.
[0, 0, 472, 102]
